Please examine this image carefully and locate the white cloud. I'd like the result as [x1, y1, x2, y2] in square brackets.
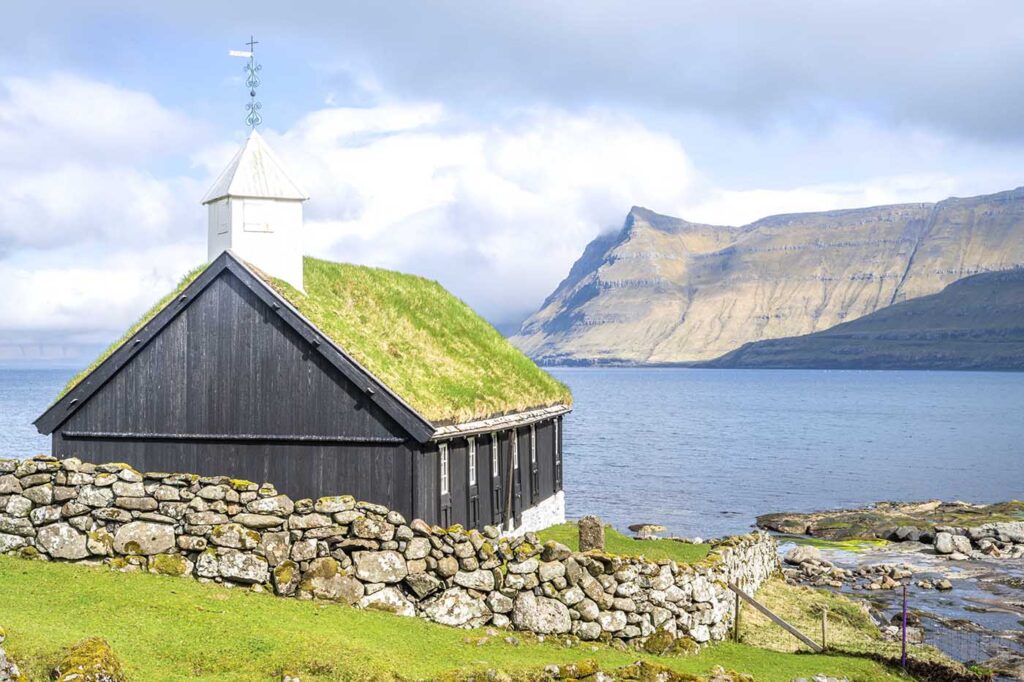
[0, 245, 201, 340]
[244, 105, 702, 319]
[2, 72, 1021, 364]
[0, 73, 206, 354]
[0, 73, 195, 165]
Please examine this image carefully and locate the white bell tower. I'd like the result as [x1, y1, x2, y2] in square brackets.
[203, 37, 308, 291]
[202, 130, 308, 290]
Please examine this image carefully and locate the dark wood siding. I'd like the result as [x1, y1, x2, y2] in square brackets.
[448, 438, 468, 526]
[414, 445, 439, 524]
[53, 271, 416, 515]
[48, 265, 566, 530]
[536, 420, 555, 497]
[54, 433, 416, 520]
[513, 427, 526, 525]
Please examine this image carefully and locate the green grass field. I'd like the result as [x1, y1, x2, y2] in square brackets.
[0, 556, 910, 681]
[537, 523, 711, 564]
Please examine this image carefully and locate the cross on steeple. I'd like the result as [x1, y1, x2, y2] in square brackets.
[230, 35, 263, 128]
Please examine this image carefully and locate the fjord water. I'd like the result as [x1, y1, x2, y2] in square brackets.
[550, 367, 1024, 539]
[2, 367, 1022, 539]
[0, 369, 71, 457]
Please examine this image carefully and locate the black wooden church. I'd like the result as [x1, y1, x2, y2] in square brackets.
[35, 129, 571, 534]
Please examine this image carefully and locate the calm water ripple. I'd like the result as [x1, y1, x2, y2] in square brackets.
[551, 368, 1024, 538]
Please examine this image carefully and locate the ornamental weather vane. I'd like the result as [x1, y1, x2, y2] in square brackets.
[229, 36, 262, 128]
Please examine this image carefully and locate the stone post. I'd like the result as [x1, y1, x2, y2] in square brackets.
[578, 515, 604, 552]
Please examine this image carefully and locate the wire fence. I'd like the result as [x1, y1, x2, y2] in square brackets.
[922, 624, 1024, 667]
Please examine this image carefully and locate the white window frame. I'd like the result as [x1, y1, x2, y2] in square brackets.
[468, 437, 477, 486]
[530, 424, 537, 465]
[512, 431, 519, 470]
[439, 442, 450, 496]
[492, 434, 499, 477]
[242, 199, 275, 233]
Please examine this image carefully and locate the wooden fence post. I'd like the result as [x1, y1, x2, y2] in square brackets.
[727, 582, 823, 653]
[733, 591, 741, 642]
[821, 606, 828, 650]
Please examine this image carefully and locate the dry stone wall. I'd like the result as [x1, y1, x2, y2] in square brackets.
[0, 455, 778, 645]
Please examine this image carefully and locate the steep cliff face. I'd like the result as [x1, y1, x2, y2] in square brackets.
[704, 268, 1024, 370]
[511, 188, 1024, 364]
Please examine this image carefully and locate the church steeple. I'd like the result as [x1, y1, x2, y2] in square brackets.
[203, 39, 308, 291]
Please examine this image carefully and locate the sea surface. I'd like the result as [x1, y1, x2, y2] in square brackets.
[548, 367, 1024, 539]
[2, 367, 1023, 539]
[0, 369, 72, 458]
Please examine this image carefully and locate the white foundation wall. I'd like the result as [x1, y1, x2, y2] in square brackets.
[508, 490, 565, 536]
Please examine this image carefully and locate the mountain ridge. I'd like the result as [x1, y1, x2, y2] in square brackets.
[702, 268, 1024, 370]
[511, 187, 1024, 364]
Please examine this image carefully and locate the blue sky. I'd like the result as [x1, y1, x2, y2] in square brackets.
[4, 1, 1024, 365]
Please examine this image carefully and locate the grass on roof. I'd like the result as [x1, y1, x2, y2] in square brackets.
[263, 257, 571, 423]
[0, 556, 910, 681]
[537, 522, 711, 564]
[57, 266, 206, 401]
[56, 257, 571, 424]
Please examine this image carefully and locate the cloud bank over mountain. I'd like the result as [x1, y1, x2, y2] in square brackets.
[3, 3, 1024, 362]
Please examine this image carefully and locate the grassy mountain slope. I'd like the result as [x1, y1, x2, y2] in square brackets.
[512, 188, 1024, 364]
[703, 268, 1024, 370]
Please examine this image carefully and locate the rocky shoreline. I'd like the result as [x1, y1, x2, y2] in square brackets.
[757, 500, 1024, 543]
[756, 501, 1024, 680]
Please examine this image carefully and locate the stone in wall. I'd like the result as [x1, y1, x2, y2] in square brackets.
[0, 455, 779, 649]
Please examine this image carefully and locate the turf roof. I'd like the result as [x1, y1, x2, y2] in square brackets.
[59, 256, 571, 425]
[262, 257, 571, 424]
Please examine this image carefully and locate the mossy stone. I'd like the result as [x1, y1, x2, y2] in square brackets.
[150, 553, 190, 577]
[52, 637, 126, 682]
[667, 636, 700, 656]
[642, 626, 674, 655]
[272, 560, 301, 597]
[512, 543, 535, 561]
[18, 546, 40, 560]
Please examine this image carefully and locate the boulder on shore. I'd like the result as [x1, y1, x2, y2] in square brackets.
[783, 545, 824, 566]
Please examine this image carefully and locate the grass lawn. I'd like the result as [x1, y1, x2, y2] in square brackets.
[739, 577, 974, 678]
[0, 557, 910, 681]
[738, 577, 879, 653]
[537, 523, 711, 564]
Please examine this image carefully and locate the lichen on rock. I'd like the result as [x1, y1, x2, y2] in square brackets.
[51, 637, 126, 682]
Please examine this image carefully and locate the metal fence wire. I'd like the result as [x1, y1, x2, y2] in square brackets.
[922, 624, 1024, 667]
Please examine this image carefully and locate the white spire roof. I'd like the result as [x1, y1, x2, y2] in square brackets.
[202, 130, 308, 204]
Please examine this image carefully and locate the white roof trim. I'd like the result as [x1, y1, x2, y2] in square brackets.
[432, 404, 571, 440]
[202, 130, 308, 204]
